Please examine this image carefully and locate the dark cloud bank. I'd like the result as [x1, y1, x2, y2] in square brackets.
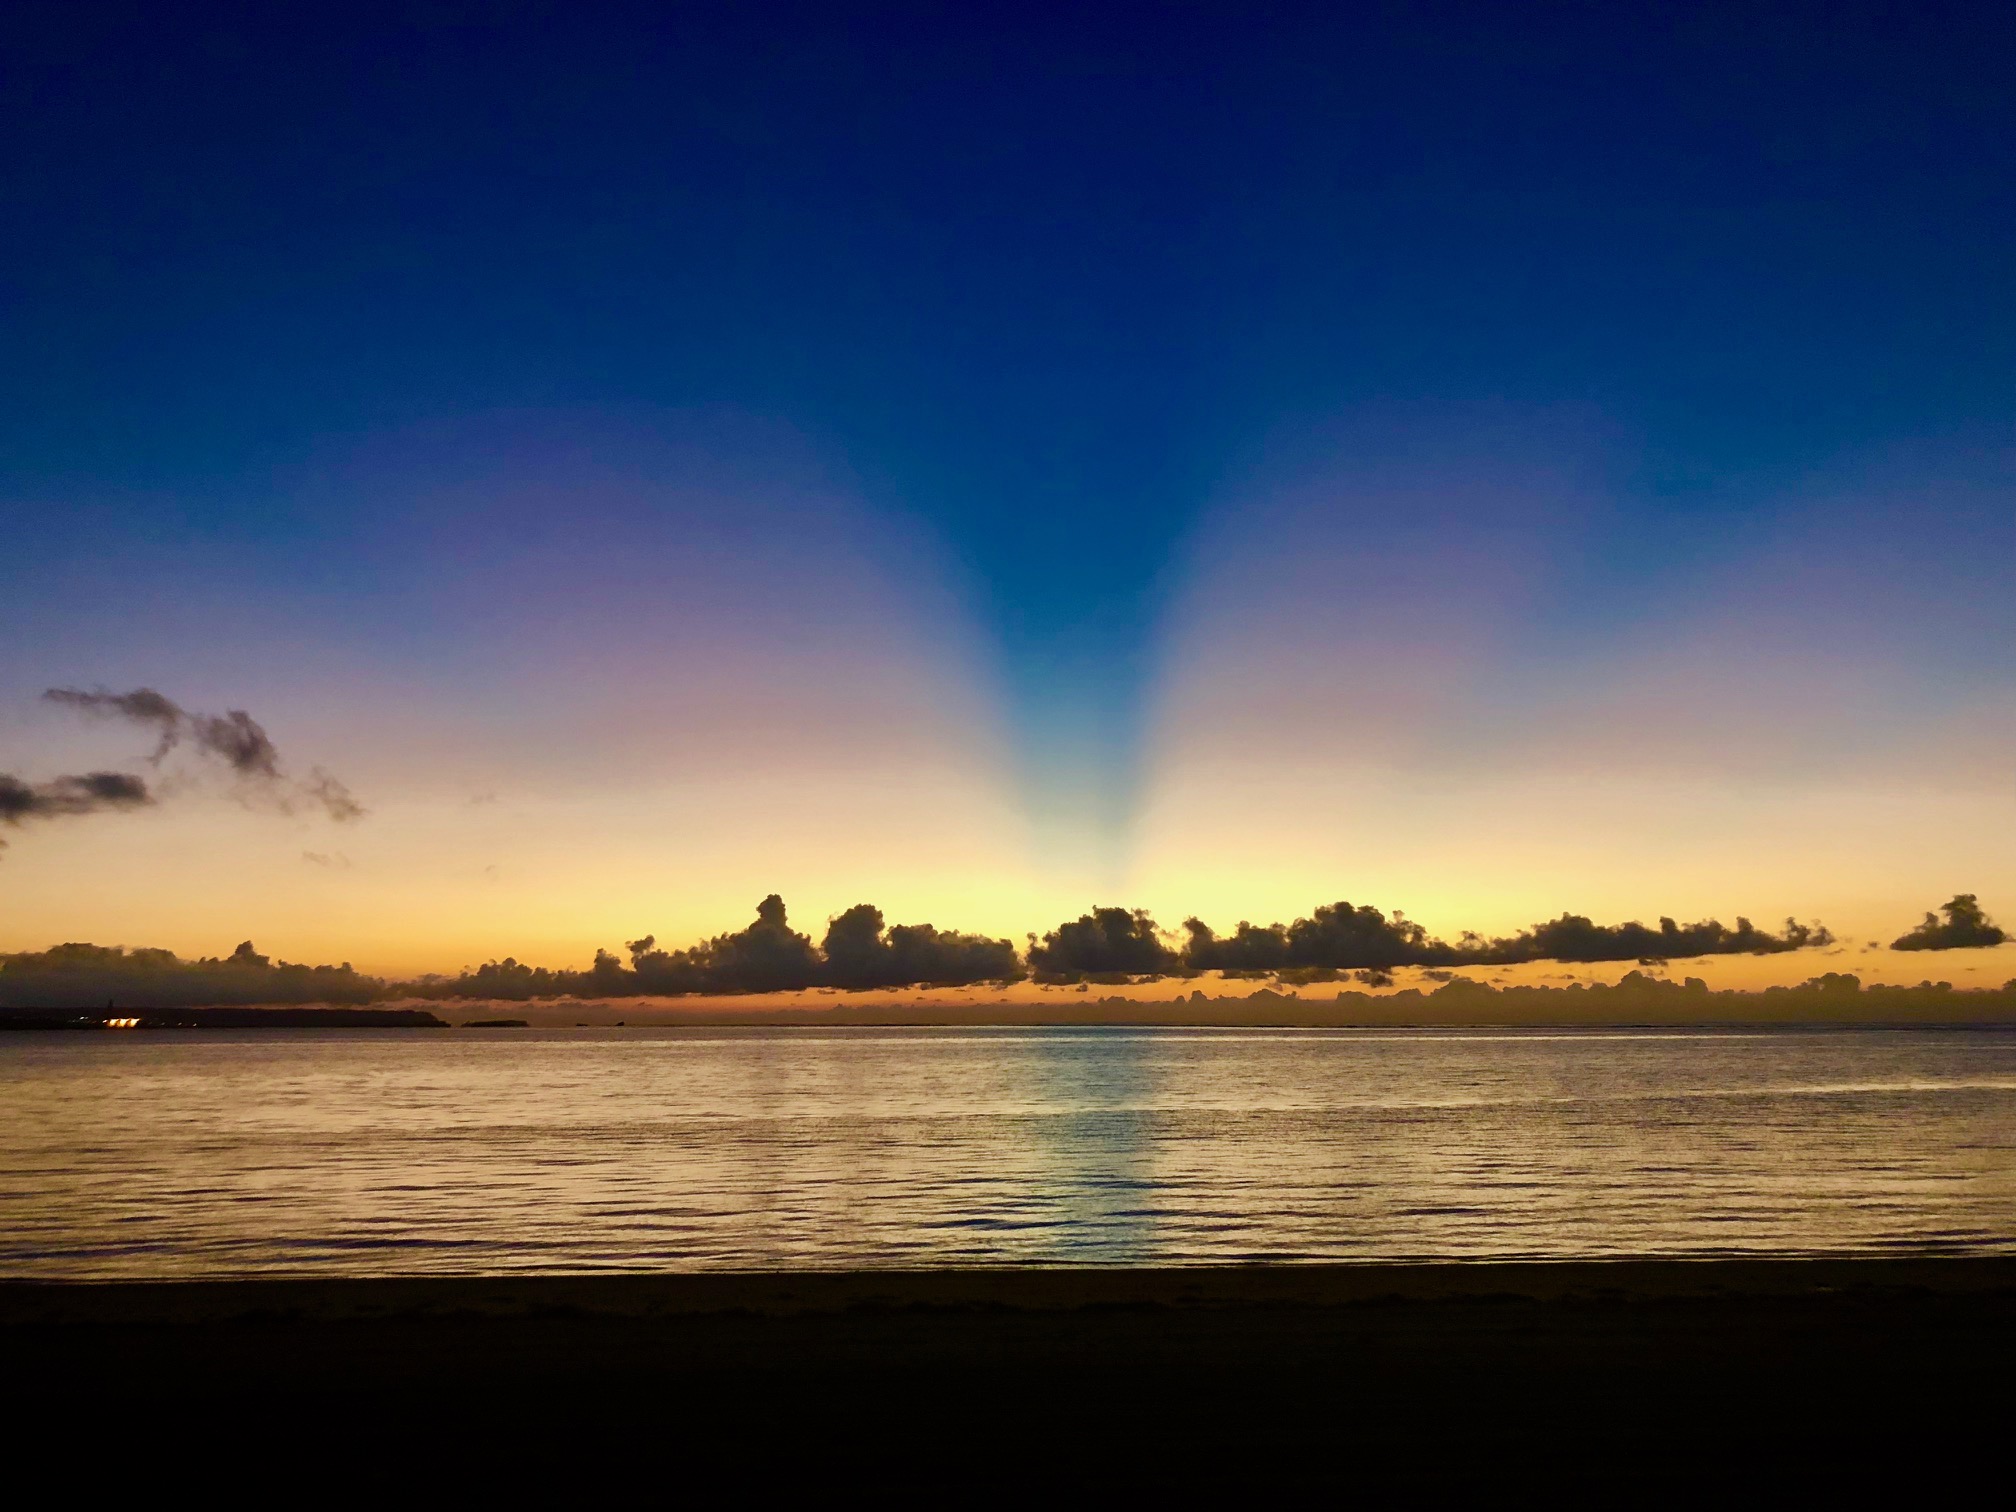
[1025, 900, 1839, 985]
[0, 688, 361, 850]
[4, 896, 2005, 1014]
[421, 896, 1023, 1002]
[0, 941, 378, 1009]
[407, 893, 1851, 1002]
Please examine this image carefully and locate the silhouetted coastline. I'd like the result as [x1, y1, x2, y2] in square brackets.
[0, 1005, 446, 1030]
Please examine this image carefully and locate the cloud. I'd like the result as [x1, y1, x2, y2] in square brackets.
[1010, 898, 1841, 985]
[1028, 907, 1180, 978]
[39, 686, 363, 823]
[409, 895, 1025, 1000]
[302, 768, 364, 822]
[820, 904, 1020, 990]
[0, 771, 152, 845]
[0, 940, 380, 1008]
[302, 851, 354, 869]
[1481, 912, 1832, 965]
[189, 709, 282, 778]
[42, 687, 184, 757]
[1173, 901, 1831, 974]
[1891, 894, 2008, 951]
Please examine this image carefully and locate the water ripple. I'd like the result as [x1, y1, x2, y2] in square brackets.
[1, 1025, 2013, 1278]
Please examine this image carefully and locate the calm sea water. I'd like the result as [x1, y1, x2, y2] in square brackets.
[3, 1026, 2013, 1278]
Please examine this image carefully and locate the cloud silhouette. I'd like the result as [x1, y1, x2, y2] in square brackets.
[39, 686, 363, 823]
[41, 687, 183, 758]
[1182, 902, 1452, 972]
[1172, 901, 1832, 973]
[1891, 894, 2008, 951]
[821, 904, 1020, 989]
[2, 888, 1865, 1002]
[302, 769, 364, 822]
[1028, 907, 1179, 978]
[0, 939, 379, 1008]
[1481, 912, 1832, 965]
[0, 771, 152, 846]
[189, 709, 282, 778]
[409, 895, 1026, 1000]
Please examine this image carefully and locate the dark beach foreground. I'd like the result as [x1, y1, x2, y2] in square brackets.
[6, 1258, 2012, 1495]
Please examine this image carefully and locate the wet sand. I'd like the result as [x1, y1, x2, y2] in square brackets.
[7, 1258, 2011, 1492]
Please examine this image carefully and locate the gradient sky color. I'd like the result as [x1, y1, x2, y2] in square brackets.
[3, 2, 2011, 978]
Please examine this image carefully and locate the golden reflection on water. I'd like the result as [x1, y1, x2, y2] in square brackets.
[1, 1026, 2012, 1278]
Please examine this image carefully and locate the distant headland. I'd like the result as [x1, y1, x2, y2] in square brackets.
[0, 1005, 447, 1031]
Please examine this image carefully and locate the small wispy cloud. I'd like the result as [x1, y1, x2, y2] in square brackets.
[1, 686, 365, 855]
[42, 686, 364, 822]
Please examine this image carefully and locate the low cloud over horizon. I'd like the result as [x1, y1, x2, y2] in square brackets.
[2, 893, 2001, 1007]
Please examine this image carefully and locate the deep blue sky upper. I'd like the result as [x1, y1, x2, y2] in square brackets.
[5, 1, 2011, 835]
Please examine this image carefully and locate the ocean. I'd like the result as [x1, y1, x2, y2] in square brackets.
[4, 1025, 2012, 1277]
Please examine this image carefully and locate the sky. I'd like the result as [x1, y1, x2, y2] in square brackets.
[2, 1, 2011, 979]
